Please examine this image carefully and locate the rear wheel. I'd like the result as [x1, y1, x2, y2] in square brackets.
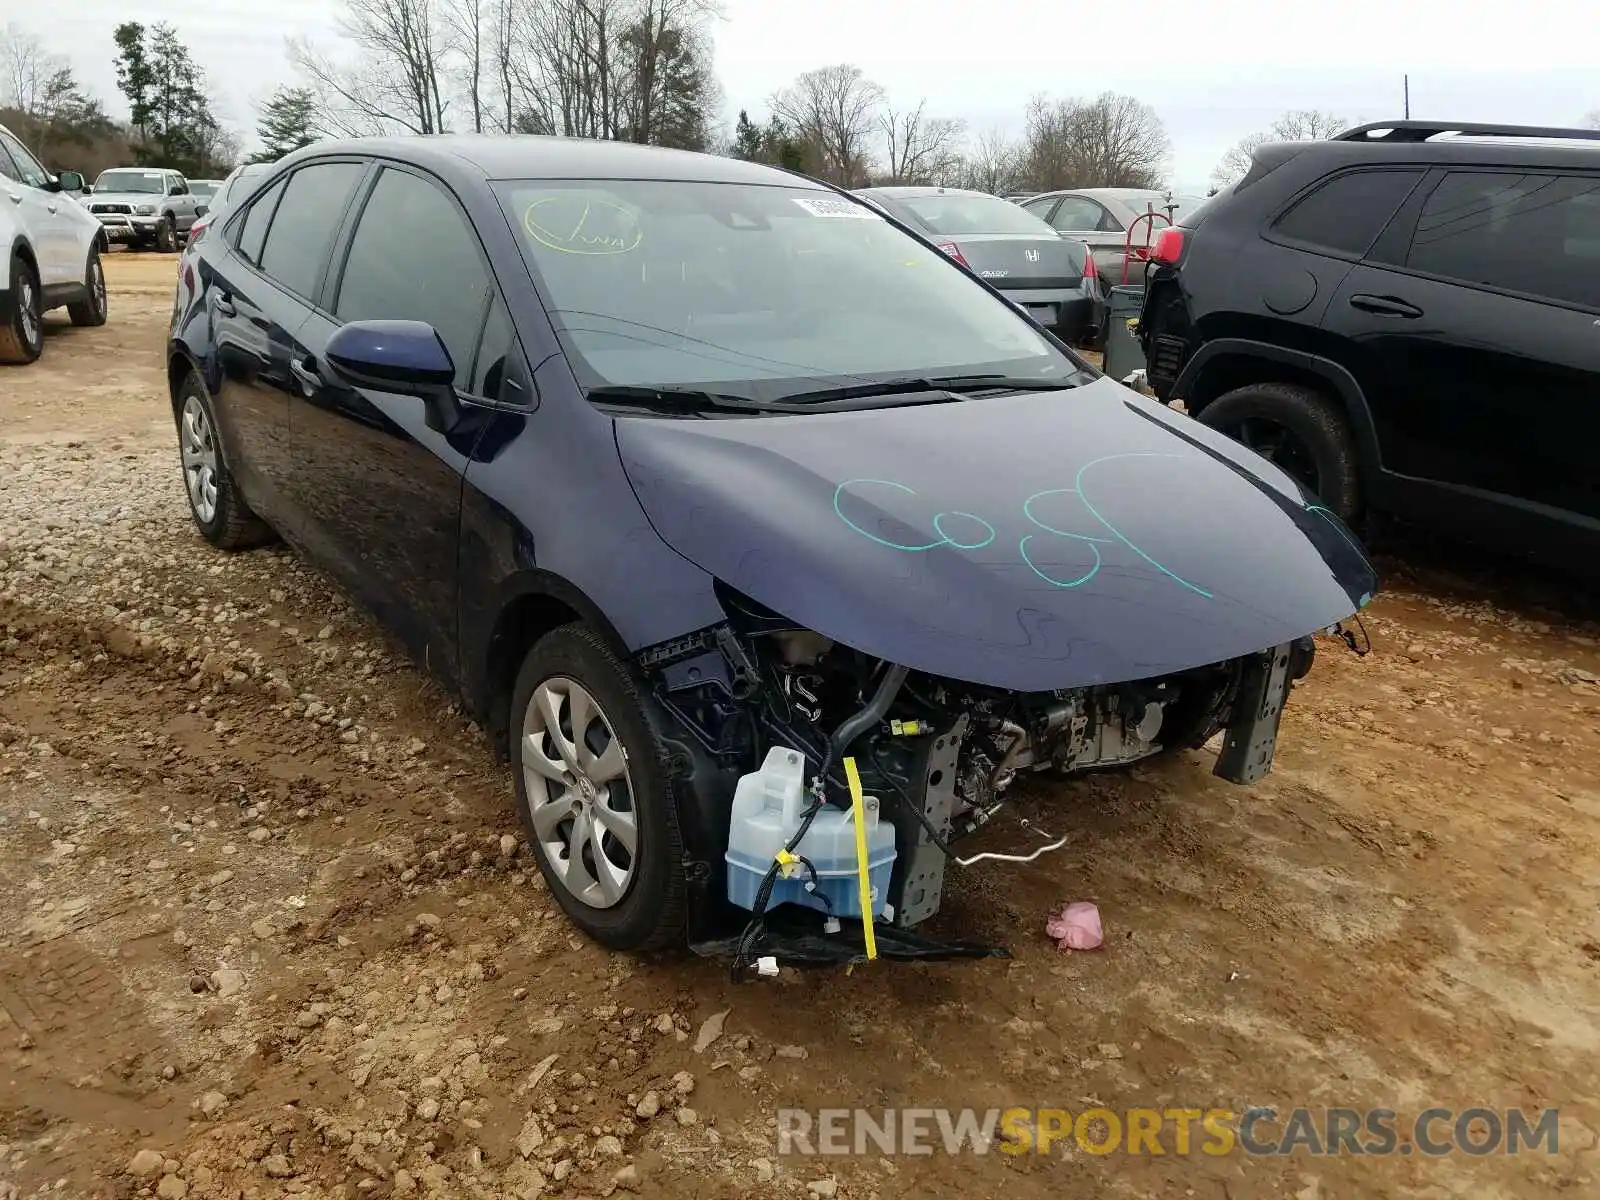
[1196, 381, 1362, 522]
[0, 254, 43, 365]
[174, 370, 274, 549]
[510, 623, 686, 952]
[67, 246, 108, 327]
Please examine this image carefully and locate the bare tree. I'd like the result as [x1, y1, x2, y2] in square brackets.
[878, 99, 965, 184]
[289, 0, 449, 136]
[957, 125, 1023, 194]
[769, 63, 885, 185]
[1018, 91, 1168, 192]
[1212, 108, 1346, 187]
[441, 0, 485, 132]
[1586, 109, 1600, 130]
[1, 22, 61, 115]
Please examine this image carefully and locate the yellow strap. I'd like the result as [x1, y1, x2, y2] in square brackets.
[842, 757, 878, 961]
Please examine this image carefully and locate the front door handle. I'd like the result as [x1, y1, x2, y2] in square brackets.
[6, 193, 20, 205]
[1349, 294, 1423, 318]
[213, 293, 236, 317]
[290, 356, 323, 391]
[46, 203, 57, 214]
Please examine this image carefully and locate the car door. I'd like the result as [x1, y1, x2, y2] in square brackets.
[209, 161, 369, 531]
[288, 163, 503, 682]
[169, 173, 197, 231]
[1323, 167, 1600, 532]
[1041, 194, 1126, 282]
[0, 127, 70, 284]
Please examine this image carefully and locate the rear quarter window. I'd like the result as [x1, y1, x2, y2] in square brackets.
[1270, 169, 1426, 256]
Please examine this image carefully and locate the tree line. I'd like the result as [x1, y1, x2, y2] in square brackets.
[9, 11, 1598, 195]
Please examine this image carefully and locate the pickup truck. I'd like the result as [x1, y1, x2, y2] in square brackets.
[83, 166, 207, 252]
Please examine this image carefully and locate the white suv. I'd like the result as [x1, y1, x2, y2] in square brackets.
[0, 122, 109, 365]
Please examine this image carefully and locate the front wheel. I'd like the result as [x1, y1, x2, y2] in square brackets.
[156, 217, 177, 253]
[1196, 381, 1362, 522]
[68, 246, 108, 327]
[510, 623, 686, 951]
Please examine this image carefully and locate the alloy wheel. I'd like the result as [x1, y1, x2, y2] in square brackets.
[17, 274, 39, 351]
[521, 676, 638, 909]
[91, 258, 107, 318]
[180, 394, 219, 523]
[1230, 416, 1322, 497]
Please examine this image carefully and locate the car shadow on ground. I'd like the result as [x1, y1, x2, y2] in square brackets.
[1365, 516, 1599, 627]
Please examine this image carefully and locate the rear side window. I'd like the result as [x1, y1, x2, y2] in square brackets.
[1271, 169, 1424, 256]
[234, 178, 284, 264]
[1405, 171, 1600, 309]
[258, 161, 367, 300]
[1048, 196, 1118, 233]
[334, 167, 491, 387]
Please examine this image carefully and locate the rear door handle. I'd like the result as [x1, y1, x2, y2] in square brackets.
[213, 293, 236, 317]
[46, 203, 57, 214]
[1349, 294, 1423, 318]
[6, 193, 20, 205]
[290, 356, 323, 390]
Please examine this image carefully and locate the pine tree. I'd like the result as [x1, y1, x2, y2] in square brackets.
[255, 87, 317, 161]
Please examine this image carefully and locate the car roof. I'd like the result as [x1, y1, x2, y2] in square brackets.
[1259, 125, 1600, 172]
[281, 134, 826, 187]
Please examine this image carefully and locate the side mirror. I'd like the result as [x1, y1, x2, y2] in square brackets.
[325, 320, 462, 432]
[55, 170, 85, 193]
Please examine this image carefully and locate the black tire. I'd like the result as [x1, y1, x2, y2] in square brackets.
[67, 246, 108, 328]
[174, 370, 275, 549]
[0, 254, 44, 365]
[156, 216, 177, 253]
[1196, 381, 1362, 522]
[510, 622, 686, 952]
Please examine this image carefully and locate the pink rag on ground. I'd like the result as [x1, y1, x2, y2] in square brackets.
[1046, 901, 1104, 950]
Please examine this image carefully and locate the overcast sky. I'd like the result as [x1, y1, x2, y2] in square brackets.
[16, 0, 1600, 189]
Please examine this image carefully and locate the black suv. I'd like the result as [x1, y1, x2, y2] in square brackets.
[1139, 120, 1600, 571]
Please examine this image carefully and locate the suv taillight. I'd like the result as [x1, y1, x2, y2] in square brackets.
[1150, 227, 1186, 265]
[187, 215, 210, 247]
[936, 241, 970, 268]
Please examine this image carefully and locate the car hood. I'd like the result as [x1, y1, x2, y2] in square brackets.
[616, 378, 1377, 691]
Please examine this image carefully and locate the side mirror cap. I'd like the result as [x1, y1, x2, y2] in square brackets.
[55, 170, 85, 193]
[325, 320, 462, 432]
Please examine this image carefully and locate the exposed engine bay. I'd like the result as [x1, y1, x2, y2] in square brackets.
[638, 583, 1315, 973]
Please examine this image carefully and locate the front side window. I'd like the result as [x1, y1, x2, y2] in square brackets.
[0, 130, 49, 188]
[257, 161, 366, 300]
[894, 192, 1061, 237]
[334, 167, 491, 387]
[92, 168, 167, 195]
[1405, 171, 1600, 309]
[495, 179, 1074, 405]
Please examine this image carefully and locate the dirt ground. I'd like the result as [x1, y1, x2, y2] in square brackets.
[2, 251, 1598, 1200]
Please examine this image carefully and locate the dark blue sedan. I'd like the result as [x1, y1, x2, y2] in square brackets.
[168, 136, 1376, 969]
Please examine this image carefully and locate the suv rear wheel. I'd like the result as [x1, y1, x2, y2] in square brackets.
[1196, 381, 1362, 522]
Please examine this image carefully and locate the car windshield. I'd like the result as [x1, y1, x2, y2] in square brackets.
[191, 181, 219, 199]
[495, 179, 1078, 405]
[95, 169, 166, 194]
[893, 192, 1058, 236]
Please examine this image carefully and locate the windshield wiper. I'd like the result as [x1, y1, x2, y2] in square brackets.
[585, 385, 783, 416]
[776, 374, 1080, 405]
